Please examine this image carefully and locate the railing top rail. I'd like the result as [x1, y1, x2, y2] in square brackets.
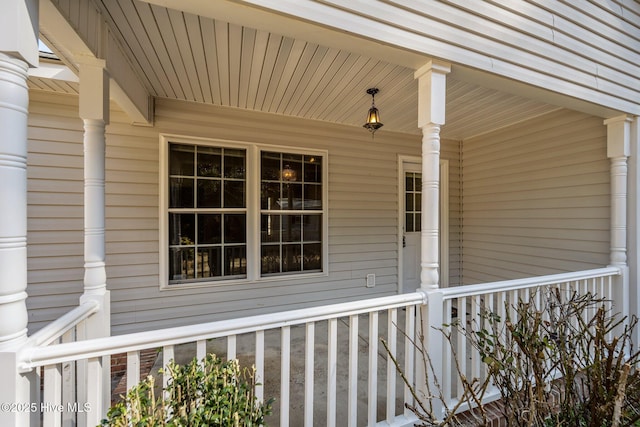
[438, 267, 620, 299]
[19, 292, 425, 372]
[26, 300, 99, 347]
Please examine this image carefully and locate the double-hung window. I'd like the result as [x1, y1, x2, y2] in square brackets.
[260, 152, 323, 275]
[162, 137, 326, 287]
[168, 144, 247, 282]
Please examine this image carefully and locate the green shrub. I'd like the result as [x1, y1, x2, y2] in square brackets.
[101, 354, 273, 427]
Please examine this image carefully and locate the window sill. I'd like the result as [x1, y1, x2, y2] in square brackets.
[159, 270, 329, 291]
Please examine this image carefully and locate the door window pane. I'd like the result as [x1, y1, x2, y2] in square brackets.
[405, 172, 421, 233]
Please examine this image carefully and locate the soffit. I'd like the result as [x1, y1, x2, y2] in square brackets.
[34, 0, 562, 140]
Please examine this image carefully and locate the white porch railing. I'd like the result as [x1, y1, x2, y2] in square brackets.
[430, 266, 620, 414]
[20, 293, 426, 427]
[15, 266, 621, 426]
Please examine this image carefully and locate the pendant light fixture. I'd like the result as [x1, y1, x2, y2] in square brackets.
[363, 88, 383, 136]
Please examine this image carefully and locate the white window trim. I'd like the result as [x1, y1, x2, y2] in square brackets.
[159, 134, 329, 290]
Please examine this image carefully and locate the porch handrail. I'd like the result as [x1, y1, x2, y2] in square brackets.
[25, 299, 100, 347]
[438, 267, 620, 299]
[18, 292, 425, 372]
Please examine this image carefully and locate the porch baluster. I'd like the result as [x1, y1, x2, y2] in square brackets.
[162, 345, 174, 397]
[327, 318, 337, 427]
[44, 364, 62, 427]
[348, 315, 359, 426]
[255, 331, 265, 404]
[196, 339, 206, 363]
[404, 305, 416, 418]
[368, 311, 379, 426]
[456, 296, 467, 399]
[126, 351, 140, 390]
[304, 322, 315, 427]
[280, 326, 291, 427]
[227, 335, 237, 360]
[386, 308, 398, 424]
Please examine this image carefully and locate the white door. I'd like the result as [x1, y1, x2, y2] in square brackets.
[402, 164, 422, 293]
[401, 159, 449, 293]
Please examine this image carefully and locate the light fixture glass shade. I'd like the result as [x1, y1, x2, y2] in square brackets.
[281, 165, 296, 181]
[363, 88, 383, 134]
[364, 106, 383, 132]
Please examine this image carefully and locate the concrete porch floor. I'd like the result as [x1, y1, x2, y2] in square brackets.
[145, 310, 413, 426]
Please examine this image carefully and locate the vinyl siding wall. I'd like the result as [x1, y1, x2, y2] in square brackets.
[442, 139, 462, 286]
[27, 93, 85, 329]
[461, 110, 610, 284]
[25, 91, 463, 334]
[25, 92, 610, 333]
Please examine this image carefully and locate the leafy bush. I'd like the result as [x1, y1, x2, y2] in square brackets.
[101, 354, 273, 427]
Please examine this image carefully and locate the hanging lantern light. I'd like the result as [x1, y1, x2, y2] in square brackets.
[363, 88, 383, 135]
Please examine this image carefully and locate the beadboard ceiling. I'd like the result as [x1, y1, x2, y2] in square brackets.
[31, 0, 561, 140]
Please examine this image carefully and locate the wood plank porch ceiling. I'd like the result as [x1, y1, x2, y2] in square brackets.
[32, 0, 561, 140]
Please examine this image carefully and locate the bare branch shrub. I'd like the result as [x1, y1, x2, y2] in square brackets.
[462, 289, 640, 426]
[387, 289, 640, 427]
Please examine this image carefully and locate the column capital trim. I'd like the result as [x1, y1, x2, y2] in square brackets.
[606, 114, 632, 159]
[604, 114, 634, 126]
[415, 62, 449, 127]
[414, 59, 451, 79]
[77, 56, 107, 69]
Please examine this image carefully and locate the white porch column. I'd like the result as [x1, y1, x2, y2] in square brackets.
[78, 61, 111, 425]
[0, 53, 30, 350]
[0, 0, 39, 352]
[414, 60, 450, 421]
[0, 1, 40, 425]
[605, 115, 631, 320]
[629, 117, 640, 337]
[79, 60, 110, 309]
[415, 60, 450, 291]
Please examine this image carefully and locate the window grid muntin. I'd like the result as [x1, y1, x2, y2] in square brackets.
[164, 139, 326, 287]
[260, 152, 323, 275]
[405, 172, 422, 233]
[168, 143, 247, 283]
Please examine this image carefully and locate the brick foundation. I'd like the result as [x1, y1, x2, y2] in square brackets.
[110, 348, 159, 404]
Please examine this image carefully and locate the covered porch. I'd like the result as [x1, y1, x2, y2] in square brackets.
[1, 0, 639, 425]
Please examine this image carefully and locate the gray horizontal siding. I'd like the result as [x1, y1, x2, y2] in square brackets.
[26, 90, 609, 333]
[106, 98, 414, 333]
[25, 94, 439, 334]
[461, 109, 610, 284]
[26, 92, 85, 332]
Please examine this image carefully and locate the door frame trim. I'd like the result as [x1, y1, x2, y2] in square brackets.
[397, 155, 449, 292]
